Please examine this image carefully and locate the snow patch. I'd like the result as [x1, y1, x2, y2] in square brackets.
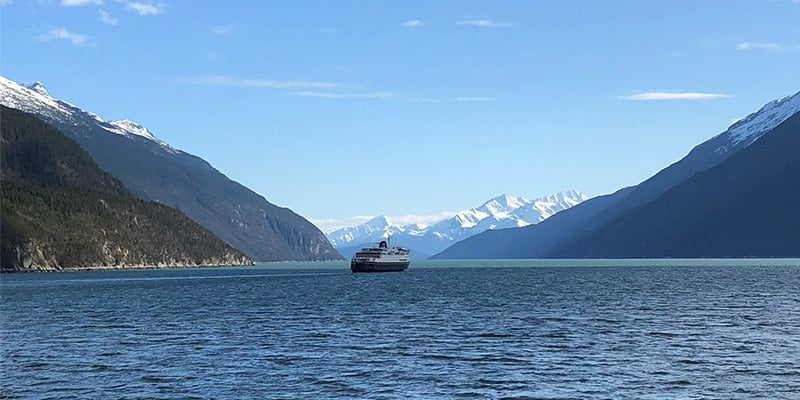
[714, 91, 800, 154]
[327, 190, 589, 249]
[0, 76, 175, 153]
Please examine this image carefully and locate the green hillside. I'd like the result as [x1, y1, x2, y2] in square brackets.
[1, 106, 252, 271]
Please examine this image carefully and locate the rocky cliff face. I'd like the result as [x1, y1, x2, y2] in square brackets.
[4, 241, 251, 272]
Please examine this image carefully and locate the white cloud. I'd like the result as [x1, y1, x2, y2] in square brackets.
[99, 9, 118, 25]
[0, 0, 12, 6]
[125, 1, 163, 15]
[182, 76, 392, 100]
[457, 96, 495, 102]
[293, 91, 394, 99]
[181, 75, 338, 89]
[402, 20, 422, 28]
[210, 24, 237, 36]
[617, 92, 730, 101]
[37, 28, 88, 45]
[737, 41, 786, 53]
[61, 0, 102, 6]
[456, 19, 513, 28]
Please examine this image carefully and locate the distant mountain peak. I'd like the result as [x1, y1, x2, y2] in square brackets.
[367, 214, 390, 224]
[23, 81, 49, 97]
[327, 190, 588, 254]
[479, 193, 528, 214]
[363, 215, 398, 231]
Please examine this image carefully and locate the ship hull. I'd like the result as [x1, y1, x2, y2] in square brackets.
[350, 260, 410, 273]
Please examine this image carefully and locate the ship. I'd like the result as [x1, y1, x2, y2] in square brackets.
[350, 239, 411, 273]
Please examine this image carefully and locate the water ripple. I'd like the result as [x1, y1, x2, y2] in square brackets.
[2, 263, 800, 399]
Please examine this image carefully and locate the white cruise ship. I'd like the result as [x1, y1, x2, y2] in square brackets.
[350, 240, 411, 273]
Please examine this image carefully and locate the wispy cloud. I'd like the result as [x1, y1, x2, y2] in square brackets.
[210, 24, 238, 36]
[181, 75, 338, 89]
[457, 96, 495, 102]
[181, 76, 394, 100]
[125, 1, 163, 15]
[456, 19, 513, 28]
[399, 96, 500, 103]
[0, 0, 12, 6]
[402, 20, 422, 28]
[61, 0, 102, 6]
[99, 9, 118, 25]
[37, 28, 89, 45]
[617, 92, 730, 101]
[737, 41, 788, 53]
[293, 91, 394, 99]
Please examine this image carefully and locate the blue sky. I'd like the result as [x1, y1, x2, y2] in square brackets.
[2, 0, 799, 232]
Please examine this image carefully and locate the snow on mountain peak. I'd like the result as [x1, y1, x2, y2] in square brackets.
[480, 193, 529, 214]
[23, 81, 50, 97]
[1, 76, 65, 115]
[327, 214, 405, 246]
[716, 91, 800, 153]
[327, 190, 589, 253]
[1, 75, 173, 151]
[101, 118, 161, 143]
[364, 215, 394, 228]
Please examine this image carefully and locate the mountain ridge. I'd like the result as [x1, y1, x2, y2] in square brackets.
[550, 111, 800, 257]
[329, 190, 587, 257]
[1, 106, 252, 271]
[433, 90, 800, 259]
[1, 76, 342, 262]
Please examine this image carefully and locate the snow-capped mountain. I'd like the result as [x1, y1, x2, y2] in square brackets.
[713, 91, 800, 154]
[328, 215, 404, 246]
[0, 76, 342, 261]
[431, 190, 587, 235]
[435, 90, 800, 260]
[328, 190, 587, 257]
[0, 77, 175, 150]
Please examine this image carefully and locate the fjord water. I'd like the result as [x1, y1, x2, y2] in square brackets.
[2, 260, 799, 399]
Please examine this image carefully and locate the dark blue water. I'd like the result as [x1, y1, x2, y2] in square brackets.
[2, 261, 799, 399]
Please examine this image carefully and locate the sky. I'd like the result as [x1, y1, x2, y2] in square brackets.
[1, 0, 799, 233]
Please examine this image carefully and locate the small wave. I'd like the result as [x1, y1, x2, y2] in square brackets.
[648, 331, 683, 338]
[141, 375, 172, 383]
[23, 362, 49, 370]
[650, 370, 670, 375]
[453, 391, 485, 398]
[476, 332, 514, 338]
[422, 353, 462, 361]
[665, 379, 692, 386]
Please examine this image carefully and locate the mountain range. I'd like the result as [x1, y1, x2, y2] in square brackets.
[3, 74, 796, 263]
[434, 91, 800, 259]
[0, 76, 342, 262]
[330, 190, 587, 257]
